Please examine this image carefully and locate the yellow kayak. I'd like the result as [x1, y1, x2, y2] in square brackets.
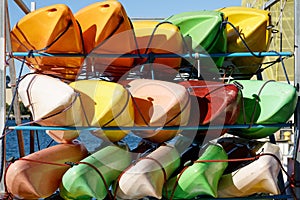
[75, 1, 136, 81]
[132, 21, 183, 72]
[218, 7, 272, 78]
[69, 80, 134, 142]
[11, 4, 84, 81]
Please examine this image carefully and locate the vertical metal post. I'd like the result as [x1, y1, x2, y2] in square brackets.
[294, 0, 300, 198]
[0, 0, 6, 194]
[6, 0, 25, 158]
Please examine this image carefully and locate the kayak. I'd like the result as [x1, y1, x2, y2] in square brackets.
[5, 140, 88, 199]
[164, 142, 228, 199]
[75, 1, 135, 53]
[11, 4, 84, 81]
[217, 137, 281, 197]
[69, 80, 134, 142]
[179, 80, 241, 144]
[75, 1, 136, 81]
[116, 143, 181, 199]
[166, 10, 227, 68]
[60, 145, 131, 200]
[218, 7, 272, 78]
[229, 80, 297, 139]
[17, 74, 82, 143]
[132, 20, 184, 78]
[122, 79, 191, 143]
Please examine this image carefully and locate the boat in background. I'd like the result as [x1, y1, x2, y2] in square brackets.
[69, 80, 134, 142]
[229, 80, 297, 139]
[5, 140, 88, 199]
[218, 6, 272, 79]
[60, 145, 131, 200]
[166, 10, 227, 68]
[217, 136, 281, 197]
[132, 20, 184, 80]
[121, 79, 191, 143]
[179, 80, 241, 144]
[17, 73, 82, 143]
[10, 4, 84, 81]
[75, 1, 136, 82]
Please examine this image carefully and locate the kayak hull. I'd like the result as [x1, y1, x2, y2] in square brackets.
[133, 20, 183, 75]
[60, 145, 131, 200]
[217, 137, 281, 197]
[5, 141, 88, 199]
[122, 79, 191, 143]
[165, 142, 228, 199]
[11, 4, 84, 81]
[179, 80, 241, 144]
[116, 144, 180, 199]
[219, 7, 272, 78]
[230, 80, 297, 139]
[18, 74, 82, 143]
[75, 1, 136, 81]
[167, 10, 227, 68]
[69, 80, 134, 142]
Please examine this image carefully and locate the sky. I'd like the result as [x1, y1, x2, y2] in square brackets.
[8, 0, 242, 26]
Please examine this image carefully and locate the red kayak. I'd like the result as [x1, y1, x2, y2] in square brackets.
[179, 80, 241, 144]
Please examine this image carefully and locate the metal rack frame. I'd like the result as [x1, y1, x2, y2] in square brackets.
[0, 0, 299, 199]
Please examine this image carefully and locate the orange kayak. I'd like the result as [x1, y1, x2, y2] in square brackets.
[132, 20, 183, 78]
[122, 79, 191, 143]
[11, 4, 84, 81]
[5, 140, 88, 199]
[75, 1, 136, 81]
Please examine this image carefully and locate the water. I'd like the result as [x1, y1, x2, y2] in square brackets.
[4, 120, 142, 160]
[5, 120, 58, 160]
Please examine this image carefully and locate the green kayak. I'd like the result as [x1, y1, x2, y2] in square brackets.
[230, 80, 297, 139]
[59, 145, 131, 200]
[164, 143, 228, 199]
[166, 11, 227, 68]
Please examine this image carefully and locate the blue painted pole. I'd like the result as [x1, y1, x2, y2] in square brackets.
[10, 51, 293, 58]
[9, 123, 292, 131]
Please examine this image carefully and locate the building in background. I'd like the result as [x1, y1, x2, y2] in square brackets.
[241, 0, 294, 81]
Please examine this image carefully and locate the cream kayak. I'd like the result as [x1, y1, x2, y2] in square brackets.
[17, 73, 83, 143]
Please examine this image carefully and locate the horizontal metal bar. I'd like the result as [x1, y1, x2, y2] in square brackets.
[10, 51, 293, 58]
[8, 123, 293, 131]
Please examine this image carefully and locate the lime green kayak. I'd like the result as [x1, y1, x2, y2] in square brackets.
[230, 80, 297, 139]
[164, 143, 228, 199]
[166, 11, 227, 68]
[59, 146, 131, 199]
